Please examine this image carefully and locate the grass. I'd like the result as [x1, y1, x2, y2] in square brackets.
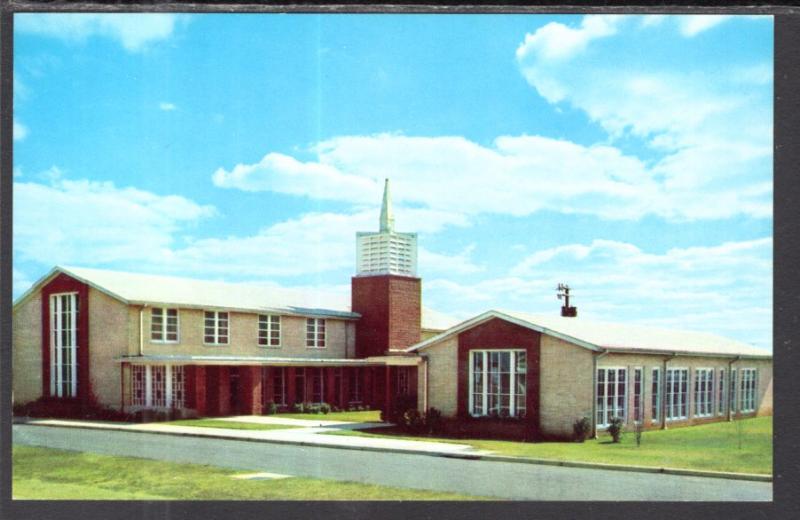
[274, 410, 382, 423]
[326, 417, 772, 475]
[13, 445, 486, 500]
[163, 419, 304, 431]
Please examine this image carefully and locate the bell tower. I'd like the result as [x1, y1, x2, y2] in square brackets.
[352, 179, 421, 357]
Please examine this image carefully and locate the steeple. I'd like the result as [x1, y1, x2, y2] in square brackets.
[379, 178, 394, 233]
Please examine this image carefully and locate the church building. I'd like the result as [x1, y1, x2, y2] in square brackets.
[12, 180, 772, 439]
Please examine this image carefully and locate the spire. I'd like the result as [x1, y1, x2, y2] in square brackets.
[379, 178, 395, 233]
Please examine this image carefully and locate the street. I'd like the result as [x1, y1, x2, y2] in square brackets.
[13, 424, 772, 501]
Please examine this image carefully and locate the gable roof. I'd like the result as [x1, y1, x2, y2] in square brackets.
[406, 310, 771, 359]
[15, 266, 455, 328]
[16, 266, 360, 319]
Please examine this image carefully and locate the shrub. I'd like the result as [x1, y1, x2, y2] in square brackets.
[320, 403, 331, 415]
[264, 401, 277, 415]
[573, 417, 591, 443]
[607, 417, 624, 443]
[400, 409, 425, 434]
[292, 402, 305, 414]
[383, 394, 417, 424]
[425, 407, 444, 434]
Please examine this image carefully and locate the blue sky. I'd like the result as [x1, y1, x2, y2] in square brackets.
[13, 13, 773, 350]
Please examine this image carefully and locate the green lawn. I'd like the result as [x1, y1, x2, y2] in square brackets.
[275, 410, 382, 423]
[163, 419, 303, 431]
[13, 445, 485, 500]
[327, 417, 772, 475]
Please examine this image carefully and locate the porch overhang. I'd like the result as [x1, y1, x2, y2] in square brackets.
[116, 354, 422, 367]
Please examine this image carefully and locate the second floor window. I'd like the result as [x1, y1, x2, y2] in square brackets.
[204, 311, 229, 345]
[306, 318, 326, 348]
[151, 308, 179, 342]
[258, 315, 281, 347]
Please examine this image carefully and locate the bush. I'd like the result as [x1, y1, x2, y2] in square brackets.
[383, 394, 417, 424]
[607, 417, 624, 443]
[400, 409, 425, 434]
[320, 403, 331, 415]
[264, 401, 277, 415]
[292, 402, 305, 414]
[13, 396, 134, 422]
[573, 417, 591, 443]
[425, 407, 444, 434]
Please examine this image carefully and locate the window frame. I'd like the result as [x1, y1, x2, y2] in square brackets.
[717, 368, 726, 416]
[305, 318, 327, 349]
[632, 367, 643, 424]
[150, 307, 180, 344]
[50, 292, 79, 398]
[651, 367, 661, 424]
[257, 314, 281, 348]
[693, 368, 714, 418]
[468, 349, 527, 419]
[596, 367, 628, 427]
[203, 310, 230, 346]
[739, 367, 758, 413]
[130, 364, 185, 409]
[665, 367, 689, 421]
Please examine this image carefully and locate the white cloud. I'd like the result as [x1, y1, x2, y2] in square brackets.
[514, 15, 772, 222]
[678, 15, 732, 37]
[13, 118, 28, 141]
[212, 132, 770, 222]
[159, 102, 177, 111]
[15, 13, 187, 52]
[14, 172, 216, 266]
[427, 237, 772, 350]
[515, 15, 623, 64]
[419, 244, 483, 276]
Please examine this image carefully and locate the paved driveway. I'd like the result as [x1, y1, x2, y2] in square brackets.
[13, 425, 771, 501]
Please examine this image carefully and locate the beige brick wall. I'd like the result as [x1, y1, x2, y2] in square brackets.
[12, 293, 43, 405]
[88, 288, 131, 408]
[539, 335, 594, 437]
[423, 335, 458, 416]
[598, 353, 773, 429]
[137, 308, 351, 359]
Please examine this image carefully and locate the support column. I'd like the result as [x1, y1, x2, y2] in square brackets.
[239, 366, 262, 415]
[194, 366, 207, 417]
[263, 367, 275, 406]
[325, 367, 336, 405]
[217, 366, 231, 416]
[342, 368, 351, 409]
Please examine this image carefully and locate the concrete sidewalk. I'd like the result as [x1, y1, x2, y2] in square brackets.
[22, 418, 487, 457]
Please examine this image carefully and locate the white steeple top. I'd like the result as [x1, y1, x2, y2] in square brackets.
[355, 179, 418, 277]
[379, 178, 395, 233]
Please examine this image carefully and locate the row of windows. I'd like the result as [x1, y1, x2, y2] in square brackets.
[132, 365, 185, 409]
[599, 366, 759, 427]
[150, 308, 327, 348]
[265, 367, 368, 406]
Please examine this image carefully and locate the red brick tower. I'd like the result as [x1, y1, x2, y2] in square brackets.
[352, 179, 421, 357]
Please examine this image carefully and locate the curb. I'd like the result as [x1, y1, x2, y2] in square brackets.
[15, 421, 772, 483]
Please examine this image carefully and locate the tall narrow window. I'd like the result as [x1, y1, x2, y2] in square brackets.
[50, 293, 78, 398]
[718, 369, 725, 416]
[596, 367, 627, 427]
[151, 366, 166, 407]
[349, 369, 363, 404]
[269, 367, 286, 406]
[666, 368, 689, 420]
[295, 368, 306, 403]
[651, 368, 661, 424]
[397, 367, 411, 395]
[258, 315, 281, 347]
[633, 368, 643, 423]
[151, 308, 179, 342]
[306, 318, 326, 348]
[469, 350, 526, 418]
[311, 368, 325, 403]
[171, 366, 185, 409]
[740, 368, 757, 413]
[204, 311, 229, 345]
[694, 368, 714, 418]
[132, 365, 146, 406]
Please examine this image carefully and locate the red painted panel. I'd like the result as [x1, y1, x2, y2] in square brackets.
[40, 273, 91, 406]
[457, 318, 541, 434]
